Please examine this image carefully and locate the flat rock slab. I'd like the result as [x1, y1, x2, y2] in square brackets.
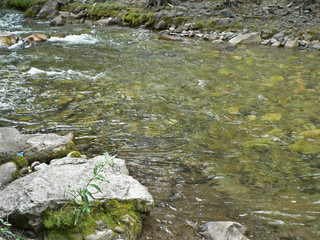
[0, 156, 154, 231]
[0, 127, 74, 164]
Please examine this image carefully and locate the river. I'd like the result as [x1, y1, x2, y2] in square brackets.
[1, 9, 320, 239]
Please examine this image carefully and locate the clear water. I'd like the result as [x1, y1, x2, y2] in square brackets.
[1, 9, 320, 240]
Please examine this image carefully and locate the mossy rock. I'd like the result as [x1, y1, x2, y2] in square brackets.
[42, 199, 148, 240]
[6, 0, 46, 11]
[289, 138, 320, 155]
[243, 138, 275, 152]
[0, 153, 28, 179]
[26, 140, 77, 164]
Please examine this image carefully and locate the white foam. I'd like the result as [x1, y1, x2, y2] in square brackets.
[48, 34, 100, 45]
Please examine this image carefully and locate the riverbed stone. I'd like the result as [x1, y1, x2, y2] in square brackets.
[50, 15, 66, 26]
[271, 32, 285, 42]
[285, 39, 299, 48]
[93, 17, 114, 26]
[311, 42, 320, 50]
[196, 221, 249, 240]
[0, 32, 19, 46]
[37, 0, 59, 18]
[219, 9, 236, 18]
[0, 162, 17, 188]
[155, 20, 167, 30]
[229, 32, 261, 45]
[0, 156, 154, 233]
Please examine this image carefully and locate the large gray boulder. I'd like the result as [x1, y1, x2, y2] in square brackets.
[0, 156, 154, 232]
[196, 221, 249, 240]
[37, 0, 59, 18]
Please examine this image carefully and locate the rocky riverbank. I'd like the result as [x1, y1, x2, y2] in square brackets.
[0, 0, 320, 51]
[0, 127, 154, 240]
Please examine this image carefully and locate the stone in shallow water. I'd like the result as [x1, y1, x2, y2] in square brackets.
[196, 221, 249, 240]
[261, 113, 282, 121]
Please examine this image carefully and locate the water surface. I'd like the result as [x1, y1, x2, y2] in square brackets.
[1, 9, 320, 239]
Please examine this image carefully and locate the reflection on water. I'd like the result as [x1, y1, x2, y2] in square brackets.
[1, 9, 320, 240]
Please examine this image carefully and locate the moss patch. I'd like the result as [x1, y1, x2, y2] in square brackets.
[6, 0, 45, 11]
[43, 199, 149, 240]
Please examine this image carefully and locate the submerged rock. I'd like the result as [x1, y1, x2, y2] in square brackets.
[0, 32, 19, 47]
[0, 156, 154, 236]
[196, 221, 249, 240]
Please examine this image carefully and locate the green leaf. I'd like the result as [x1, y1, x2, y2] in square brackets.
[90, 184, 102, 193]
[74, 198, 83, 205]
[86, 207, 91, 215]
[93, 165, 98, 175]
[57, 217, 61, 227]
[82, 191, 89, 206]
[87, 190, 95, 200]
[74, 210, 81, 225]
[97, 174, 105, 180]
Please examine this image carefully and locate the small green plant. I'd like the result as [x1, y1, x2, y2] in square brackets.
[0, 218, 20, 240]
[55, 152, 116, 226]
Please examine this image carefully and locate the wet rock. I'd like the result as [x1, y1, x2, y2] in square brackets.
[219, 9, 236, 18]
[157, 30, 183, 41]
[311, 42, 320, 50]
[22, 33, 47, 44]
[93, 18, 114, 26]
[0, 156, 154, 232]
[196, 221, 249, 240]
[75, 10, 88, 19]
[155, 20, 167, 30]
[271, 41, 281, 47]
[0, 32, 19, 47]
[37, 0, 59, 18]
[84, 229, 114, 240]
[153, 10, 168, 22]
[229, 32, 261, 45]
[0, 162, 17, 188]
[302, 33, 313, 41]
[285, 39, 299, 48]
[271, 32, 285, 42]
[50, 15, 66, 26]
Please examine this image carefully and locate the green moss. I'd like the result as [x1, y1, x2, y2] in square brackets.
[194, 21, 204, 30]
[88, 2, 126, 19]
[69, 151, 82, 158]
[173, 16, 185, 26]
[0, 154, 28, 168]
[27, 140, 77, 164]
[43, 199, 149, 239]
[6, 0, 45, 10]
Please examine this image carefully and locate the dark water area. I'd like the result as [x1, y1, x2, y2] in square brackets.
[1, 9, 320, 239]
